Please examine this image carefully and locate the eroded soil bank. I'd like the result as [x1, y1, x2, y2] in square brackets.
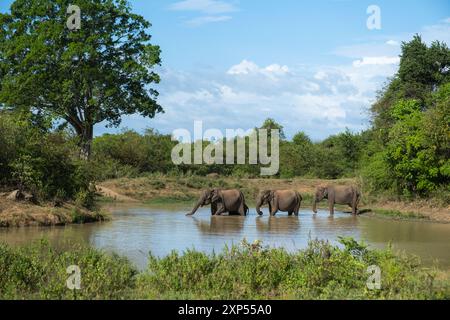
[0, 194, 107, 227]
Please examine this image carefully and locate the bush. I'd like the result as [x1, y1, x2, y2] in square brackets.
[0, 239, 447, 300]
[0, 111, 94, 204]
[136, 238, 449, 300]
[0, 240, 137, 299]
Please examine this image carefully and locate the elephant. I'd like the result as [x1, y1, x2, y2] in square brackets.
[186, 189, 249, 216]
[255, 190, 302, 216]
[312, 185, 361, 215]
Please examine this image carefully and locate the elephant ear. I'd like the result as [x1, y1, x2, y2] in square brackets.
[322, 187, 328, 197]
[262, 190, 272, 202]
[268, 190, 275, 202]
[211, 189, 221, 203]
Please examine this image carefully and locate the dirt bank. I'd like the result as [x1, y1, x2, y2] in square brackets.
[99, 176, 450, 223]
[0, 195, 107, 227]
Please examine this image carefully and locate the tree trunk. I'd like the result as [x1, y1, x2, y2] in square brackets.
[79, 124, 93, 161]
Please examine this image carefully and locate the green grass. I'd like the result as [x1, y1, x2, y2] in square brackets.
[372, 209, 429, 221]
[143, 195, 196, 206]
[0, 238, 448, 300]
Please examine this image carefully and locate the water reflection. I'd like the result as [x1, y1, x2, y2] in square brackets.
[192, 216, 246, 235]
[255, 216, 300, 234]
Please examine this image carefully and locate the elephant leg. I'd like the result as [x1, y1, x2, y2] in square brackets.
[211, 202, 217, 215]
[352, 191, 360, 215]
[238, 201, 246, 216]
[270, 197, 278, 216]
[328, 199, 334, 215]
[214, 203, 226, 216]
[351, 201, 357, 215]
[288, 211, 293, 216]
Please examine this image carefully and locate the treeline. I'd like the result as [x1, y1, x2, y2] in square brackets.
[0, 36, 448, 204]
[88, 121, 365, 180]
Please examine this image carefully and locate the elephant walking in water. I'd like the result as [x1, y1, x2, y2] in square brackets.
[256, 190, 302, 216]
[312, 185, 360, 215]
[186, 189, 249, 216]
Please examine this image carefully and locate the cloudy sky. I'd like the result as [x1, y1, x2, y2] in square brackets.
[1, 0, 449, 140]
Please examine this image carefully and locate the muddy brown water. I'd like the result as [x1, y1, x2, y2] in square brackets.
[1, 204, 449, 270]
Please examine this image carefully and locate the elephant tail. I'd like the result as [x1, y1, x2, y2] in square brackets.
[240, 191, 249, 215]
[296, 191, 302, 203]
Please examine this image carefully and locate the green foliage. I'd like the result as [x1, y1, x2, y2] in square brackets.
[0, 111, 94, 204]
[92, 129, 175, 178]
[0, 240, 137, 299]
[0, 239, 447, 299]
[0, 0, 162, 157]
[135, 238, 448, 299]
[364, 36, 449, 198]
[379, 87, 449, 196]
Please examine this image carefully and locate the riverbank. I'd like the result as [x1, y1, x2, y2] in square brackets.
[98, 176, 450, 223]
[0, 195, 108, 227]
[0, 238, 448, 299]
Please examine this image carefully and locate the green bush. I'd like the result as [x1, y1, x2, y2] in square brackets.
[0, 111, 94, 204]
[136, 238, 449, 300]
[0, 240, 137, 299]
[0, 239, 447, 300]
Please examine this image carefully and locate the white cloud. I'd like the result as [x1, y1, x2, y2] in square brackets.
[169, 0, 237, 14]
[147, 59, 377, 140]
[185, 15, 232, 26]
[352, 56, 400, 67]
[227, 60, 260, 75]
[314, 71, 327, 80]
[227, 60, 290, 80]
[386, 40, 399, 46]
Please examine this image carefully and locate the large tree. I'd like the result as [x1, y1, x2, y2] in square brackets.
[0, 0, 162, 159]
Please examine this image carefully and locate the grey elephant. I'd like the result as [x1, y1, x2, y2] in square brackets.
[186, 189, 249, 216]
[312, 185, 361, 215]
[256, 190, 302, 216]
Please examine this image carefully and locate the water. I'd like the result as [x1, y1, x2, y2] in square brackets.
[1, 204, 449, 270]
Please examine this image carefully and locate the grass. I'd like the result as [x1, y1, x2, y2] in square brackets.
[1, 238, 448, 300]
[371, 209, 429, 221]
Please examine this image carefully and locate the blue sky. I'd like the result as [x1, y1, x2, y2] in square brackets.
[1, 0, 449, 140]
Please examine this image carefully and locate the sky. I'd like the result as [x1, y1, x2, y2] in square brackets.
[1, 0, 449, 140]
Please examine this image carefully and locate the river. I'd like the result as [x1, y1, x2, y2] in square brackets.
[1, 204, 449, 270]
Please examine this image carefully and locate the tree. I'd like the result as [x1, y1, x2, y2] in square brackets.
[259, 118, 286, 140]
[0, 0, 162, 159]
[371, 35, 450, 142]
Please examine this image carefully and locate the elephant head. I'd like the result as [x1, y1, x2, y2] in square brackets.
[186, 189, 216, 216]
[256, 190, 274, 215]
[312, 185, 328, 213]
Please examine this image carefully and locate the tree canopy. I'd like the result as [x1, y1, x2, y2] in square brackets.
[0, 0, 162, 158]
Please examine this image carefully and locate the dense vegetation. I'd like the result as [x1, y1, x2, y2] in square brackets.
[0, 110, 95, 208]
[0, 238, 447, 299]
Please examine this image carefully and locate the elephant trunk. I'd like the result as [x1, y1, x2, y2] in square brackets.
[256, 198, 264, 215]
[186, 199, 202, 216]
[312, 198, 318, 214]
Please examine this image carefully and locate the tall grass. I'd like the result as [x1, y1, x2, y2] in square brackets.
[0, 238, 448, 300]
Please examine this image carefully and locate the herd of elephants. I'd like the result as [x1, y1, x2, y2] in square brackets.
[186, 185, 361, 217]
